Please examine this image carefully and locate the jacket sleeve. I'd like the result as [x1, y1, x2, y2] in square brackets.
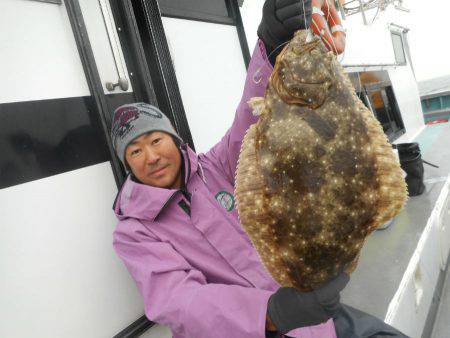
[202, 39, 273, 185]
[113, 220, 274, 338]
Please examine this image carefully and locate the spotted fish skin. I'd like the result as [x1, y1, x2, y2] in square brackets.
[235, 30, 408, 291]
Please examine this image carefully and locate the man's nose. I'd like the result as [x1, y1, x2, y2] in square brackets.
[144, 146, 160, 164]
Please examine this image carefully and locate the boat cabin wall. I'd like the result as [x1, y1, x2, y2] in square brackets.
[0, 1, 149, 337]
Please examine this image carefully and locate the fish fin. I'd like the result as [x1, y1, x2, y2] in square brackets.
[248, 97, 266, 116]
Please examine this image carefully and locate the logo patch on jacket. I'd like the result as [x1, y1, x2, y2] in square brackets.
[215, 191, 235, 212]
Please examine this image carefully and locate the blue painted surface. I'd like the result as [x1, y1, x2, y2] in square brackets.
[421, 94, 450, 123]
[421, 95, 450, 113]
[413, 123, 449, 154]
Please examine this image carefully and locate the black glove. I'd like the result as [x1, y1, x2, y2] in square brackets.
[267, 272, 350, 334]
[258, 0, 312, 64]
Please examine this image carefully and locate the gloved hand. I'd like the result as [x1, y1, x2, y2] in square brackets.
[258, 0, 312, 64]
[267, 271, 350, 334]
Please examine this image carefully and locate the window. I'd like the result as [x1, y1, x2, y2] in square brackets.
[350, 70, 406, 142]
[422, 97, 441, 112]
[391, 32, 406, 65]
[158, 0, 232, 24]
[441, 95, 450, 109]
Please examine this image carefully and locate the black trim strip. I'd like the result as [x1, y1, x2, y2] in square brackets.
[65, 0, 126, 187]
[226, 0, 251, 68]
[112, 315, 156, 338]
[158, 0, 232, 25]
[161, 10, 234, 25]
[132, 0, 196, 151]
[0, 96, 109, 190]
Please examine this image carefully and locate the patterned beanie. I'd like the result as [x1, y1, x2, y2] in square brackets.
[110, 102, 183, 165]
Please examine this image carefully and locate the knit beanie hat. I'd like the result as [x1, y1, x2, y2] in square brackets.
[110, 102, 183, 165]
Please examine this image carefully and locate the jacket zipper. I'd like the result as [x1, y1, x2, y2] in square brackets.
[155, 148, 192, 219]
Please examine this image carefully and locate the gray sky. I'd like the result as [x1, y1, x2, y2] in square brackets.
[405, 0, 450, 81]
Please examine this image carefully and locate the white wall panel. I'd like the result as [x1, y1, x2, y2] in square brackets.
[439, 182, 450, 268]
[0, 163, 145, 338]
[386, 208, 445, 337]
[0, 0, 90, 104]
[140, 324, 172, 338]
[341, 21, 397, 66]
[387, 270, 418, 337]
[389, 64, 425, 143]
[240, 0, 263, 53]
[414, 219, 442, 336]
[162, 17, 247, 154]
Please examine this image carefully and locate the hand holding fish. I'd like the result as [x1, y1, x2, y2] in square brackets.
[258, 0, 313, 63]
[267, 271, 350, 333]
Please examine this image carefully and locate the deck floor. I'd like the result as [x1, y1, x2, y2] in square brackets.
[341, 121, 450, 326]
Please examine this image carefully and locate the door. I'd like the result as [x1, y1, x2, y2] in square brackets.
[0, 0, 161, 337]
[64, 0, 193, 336]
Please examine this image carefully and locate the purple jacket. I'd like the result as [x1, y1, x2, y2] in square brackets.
[112, 40, 337, 338]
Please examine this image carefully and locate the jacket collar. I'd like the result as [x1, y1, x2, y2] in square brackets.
[113, 144, 202, 222]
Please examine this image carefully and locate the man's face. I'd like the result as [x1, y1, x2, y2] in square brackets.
[125, 131, 182, 189]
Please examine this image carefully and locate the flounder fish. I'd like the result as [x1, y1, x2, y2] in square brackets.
[235, 30, 408, 291]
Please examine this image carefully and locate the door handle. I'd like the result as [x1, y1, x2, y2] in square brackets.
[106, 78, 129, 92]
[99, 0, 130, 93]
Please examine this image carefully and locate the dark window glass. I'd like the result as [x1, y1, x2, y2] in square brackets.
[158, 0, 231, 23]
[369, 90, 391, 133]
[351, 70, 405, 141]
[441, 95, 450, 109]
[423, 97, 442, 112]
[421, 99, 428, 112]
[366, 85, 404, 140]
[384, 86, 403, 131]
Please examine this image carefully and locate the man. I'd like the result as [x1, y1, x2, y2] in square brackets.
[111, 1, 408, 337]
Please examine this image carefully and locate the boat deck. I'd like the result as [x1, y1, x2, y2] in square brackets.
[341, 121, 450, 337]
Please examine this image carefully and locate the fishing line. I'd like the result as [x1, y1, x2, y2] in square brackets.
[267, 41, 290, 62]
[301, 0, 308, 34]
[325, 0, 347, 63]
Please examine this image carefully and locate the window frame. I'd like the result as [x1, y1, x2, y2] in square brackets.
[351, 70, 406, 142]
[391, 31, 407, 66]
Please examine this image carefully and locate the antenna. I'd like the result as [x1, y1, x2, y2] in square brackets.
[341, 0, 410, 24]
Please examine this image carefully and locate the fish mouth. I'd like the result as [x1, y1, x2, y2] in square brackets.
[272, 61, 331, 109]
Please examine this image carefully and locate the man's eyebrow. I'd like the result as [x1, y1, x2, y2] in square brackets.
[129, 132, 154, 146]
[128, 139, 139, 146]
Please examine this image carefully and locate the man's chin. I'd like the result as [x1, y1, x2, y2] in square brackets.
[136, 169, 181, 189]
[141, 176, 175, 189]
